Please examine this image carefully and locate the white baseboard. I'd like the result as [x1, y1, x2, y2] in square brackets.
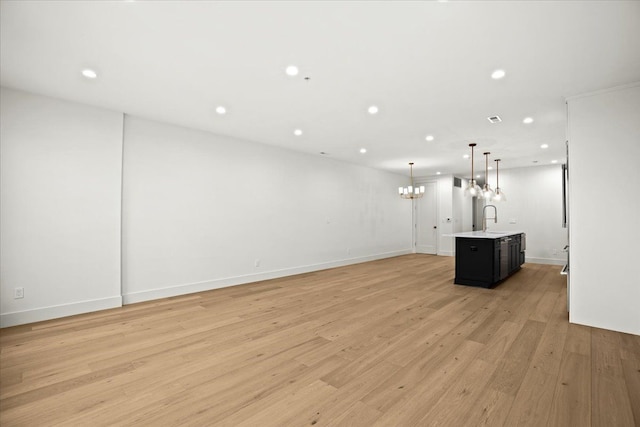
[0, 296, 122, 328]
[438, 250, 455, 257]
[525, 257, 566, 266]
[123, 250, 412, 305]
[569, 314, 640, 337]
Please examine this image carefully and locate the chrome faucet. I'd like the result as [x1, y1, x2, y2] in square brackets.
[482, 204, 497, 232]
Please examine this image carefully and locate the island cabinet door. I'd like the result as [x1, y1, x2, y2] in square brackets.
[508, 235, 521, 274]
[455, 238, 497, 286]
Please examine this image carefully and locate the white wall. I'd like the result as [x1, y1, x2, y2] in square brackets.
[436, 175, 454, 256]
[567, 83, 640, 336]
[453, 178, 472, 233]
[481, 165, 567, 265]
[121, 116, 412, 303]
[0, 88, 412, 326]
[423, 167, 566, 264]
[0, 88, 123, 327]
[415, 174, 472, 257]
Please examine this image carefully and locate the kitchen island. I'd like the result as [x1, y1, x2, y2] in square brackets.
[449, 231, 526, 288]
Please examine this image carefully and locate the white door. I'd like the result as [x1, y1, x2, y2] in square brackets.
[415, 181, 438, 254]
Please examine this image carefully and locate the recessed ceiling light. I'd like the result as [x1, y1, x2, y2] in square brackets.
[551, 159, 558, 164]
[540, 143, 549, 149]
[285, 65, 299, 76]
[425, 135, 434, 142]
[476, 174, 481, 179]
[368, 105, 379, 115]
[436, 171, 441, 175]
[359, 148, 367, 154]
[523, 117, 534, 124]
[491, 69, 506, 80]
[215, 106, 226, 115]
[463, 154, 470, 159]
[293, 129, 303, 136]
[81, 69, 97, 79]
[488, 166, 493, 170]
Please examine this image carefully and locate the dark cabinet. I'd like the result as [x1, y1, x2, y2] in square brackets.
[454, 238, 499, 287]
[508, 234, 521, 274]
[454, 233, 525, 288]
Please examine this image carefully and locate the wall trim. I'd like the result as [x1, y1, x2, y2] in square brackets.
[0, 296, 122, 328]
[525, 256, 566, 266]
[123, 250, 412, 305]
[565, 81, 640, 102]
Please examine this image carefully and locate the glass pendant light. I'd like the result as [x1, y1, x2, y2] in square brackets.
[493, 158, 507, 202]
[464, 143, 482, 197]
[398, 162, 425, 199]
[482, 152, 495, 200]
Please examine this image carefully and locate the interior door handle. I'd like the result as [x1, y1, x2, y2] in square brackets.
[433, 226, 437, 229]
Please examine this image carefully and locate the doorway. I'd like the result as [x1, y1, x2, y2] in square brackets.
[415, 181, 438, 254]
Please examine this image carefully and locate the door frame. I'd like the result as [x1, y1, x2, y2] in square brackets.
[413, 178, 439, 254]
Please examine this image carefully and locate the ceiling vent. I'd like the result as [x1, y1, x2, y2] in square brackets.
[487, 115, 502, 124]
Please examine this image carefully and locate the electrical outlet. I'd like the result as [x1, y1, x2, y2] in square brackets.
[254, 259, 260, 267]
[14, 287, 24, 299]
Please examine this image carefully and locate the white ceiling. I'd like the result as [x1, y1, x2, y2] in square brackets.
[2, 1, 639, 177]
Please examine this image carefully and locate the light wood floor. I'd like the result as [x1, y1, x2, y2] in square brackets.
[1, 255, 639, 426]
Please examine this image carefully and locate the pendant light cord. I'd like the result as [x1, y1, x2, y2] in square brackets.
[484, 152, 490, 184]
[471, 148, 474, 178]
[409, 162, 414, 187]
[469, 143, 476, 180]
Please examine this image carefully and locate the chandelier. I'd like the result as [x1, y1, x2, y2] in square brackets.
[398, 162, 425, 199]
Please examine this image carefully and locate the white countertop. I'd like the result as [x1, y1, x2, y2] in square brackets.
[444, 231, 525, 239]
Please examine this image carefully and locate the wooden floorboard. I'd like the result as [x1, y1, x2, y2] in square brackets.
[1, 254, 638, 426]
